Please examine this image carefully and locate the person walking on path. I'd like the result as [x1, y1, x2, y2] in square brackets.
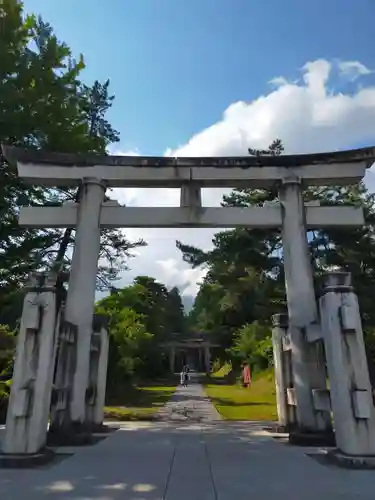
[184, 368, 189, 387]
[180, 368, 187, 387]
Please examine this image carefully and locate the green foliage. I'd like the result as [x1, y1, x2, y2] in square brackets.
[104, 385, 176, 420]
[179, 138, 375, 373]
[96, 277, 186, 393]
[0, 324, 15, 377]
[205, 368, 277, 421]
[0, 324, 14, 423]
[0, 0, 144, 326]
[230, 322, 272, 372]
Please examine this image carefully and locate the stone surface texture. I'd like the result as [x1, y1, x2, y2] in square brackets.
[319, 272, 375, 456]
[1, 383, 375, 499]
[65, 178, 106, 424]
[92, 326, 109, 426]
[19, 204, 365, 229]
[157, 378, 221, 423]
[272, 313, 296, 429]
[7, 143, 372, 187]
[279, 178, 331, 433]
[3, 273, 59, 454]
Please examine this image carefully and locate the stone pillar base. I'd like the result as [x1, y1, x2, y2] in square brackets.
[264, 423, 292, 434]
[88, 423, 118, 434]
[47, 421, 93, 446]
[0, 448, 56, 469]
[289, 428, 336, 447]
[324, 449, 375, 469]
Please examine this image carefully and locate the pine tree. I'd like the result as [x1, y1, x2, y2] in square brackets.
[0, 1, 144, 323]
[178, 139, 375, 362]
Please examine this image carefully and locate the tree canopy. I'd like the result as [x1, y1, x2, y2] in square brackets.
[0, 0, 144, 326]
[179, 139, 375, 373]
[96, 278, 186, 393]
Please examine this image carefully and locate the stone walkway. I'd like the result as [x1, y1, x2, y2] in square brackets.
[1, 382, 375, 499]
[157, 377, 222, 422]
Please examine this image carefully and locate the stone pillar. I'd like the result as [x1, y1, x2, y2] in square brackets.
[271, 313, 296, 430]
[3, 272, 59, 454]
[319, 272, 375, 456]
[204, 346, 211, 373]
[180, 184, 202, 208]
[85, 330, 100, 423]
[65, 177, 106, 425]
[279, 176, 331, 433]
[199, 347, 204, 372]
[93, 325, 109, 427]
[169, 346, 176, 374]
[49, 318, 78, 434]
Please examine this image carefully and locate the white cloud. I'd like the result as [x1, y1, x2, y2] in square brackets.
[166, 59, 375, 157]
[269, 76, 290, 88]
[338, 60, 373, 81]
[107, 59, 375, 300]
[156, 258, 207, 296]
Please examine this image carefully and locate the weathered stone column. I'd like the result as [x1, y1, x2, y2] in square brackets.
[319, 272, 375, 456]
[85, 330, 100, 424]
[85, 316, 109, 429]
[169, 346, 176, 374]
[204, 346, 211, 373]
[279, 176, 331, 433]
[49, 318, 78, 436]
[272, 313, 296, 430]
[65, 177, 106, 426]
[92, 324, 109, 427]
[3, 272, 59, 455]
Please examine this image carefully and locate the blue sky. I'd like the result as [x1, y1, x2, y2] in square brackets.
[22, 1, 375, 298]
[23, 0, 375, 154]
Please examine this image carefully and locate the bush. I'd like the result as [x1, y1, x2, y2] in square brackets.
[0, 324, 15, 375]
[0, 381, 10, 424]
[229, 321, 273, 373]
[103, 406, 156, 421]
[211, 358, 222, 373]
[0, 324, 15, 424]
[364, 328, 375, 387]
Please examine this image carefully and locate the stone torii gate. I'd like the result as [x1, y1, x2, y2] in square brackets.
[2, 145, 375, 449]
[162, 333, 219, 373]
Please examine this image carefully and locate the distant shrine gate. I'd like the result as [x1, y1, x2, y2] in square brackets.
[162, 333, 219, 373]
[3, 144, 375, 466]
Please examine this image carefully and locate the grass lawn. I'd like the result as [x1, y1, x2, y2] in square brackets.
[104, 381, 176, 421]
[204, 367, 277, 421]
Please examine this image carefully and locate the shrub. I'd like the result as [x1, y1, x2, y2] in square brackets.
[0, 324, 15, 375]
[0, 381, 10, 424]
[229, 321, 273, 373]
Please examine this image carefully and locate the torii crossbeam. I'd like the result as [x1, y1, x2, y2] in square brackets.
[19, 204, 364, 228]
[3, 145, 375, 187]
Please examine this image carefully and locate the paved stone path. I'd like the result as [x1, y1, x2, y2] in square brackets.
[157, 377, 222, 422]
[1, 382, 375, 499]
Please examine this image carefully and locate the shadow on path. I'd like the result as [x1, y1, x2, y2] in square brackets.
[1, 420, 375, 499]
[1, 385, 375, 499]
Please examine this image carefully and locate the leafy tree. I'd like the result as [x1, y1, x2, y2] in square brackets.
[0, 1, 144, 326]
[166, 286, 187, 334]
[96, 277, 186, 387]
[0, 324, 15, 422]
[179, 138, 375, 373]
[178, 140, 286, 358]
[96, 293, 153, 390]
[230, 322, 273, 372]
[0, 325, 15, 378]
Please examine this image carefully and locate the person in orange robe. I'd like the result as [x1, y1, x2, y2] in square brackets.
[243, 362, 251, 388]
